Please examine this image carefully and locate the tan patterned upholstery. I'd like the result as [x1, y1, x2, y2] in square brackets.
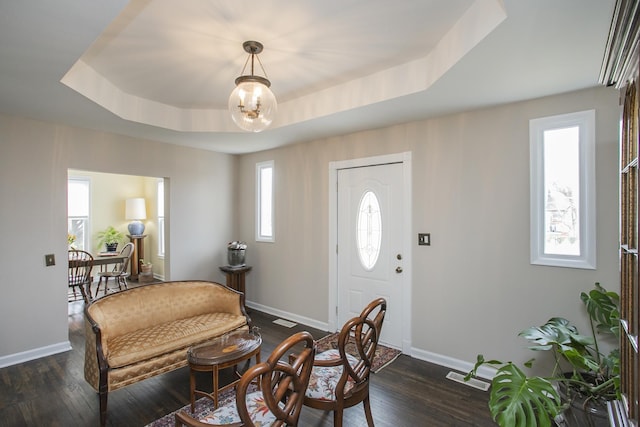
[107, 312, 246, 368]
[84, 281, 250, 427]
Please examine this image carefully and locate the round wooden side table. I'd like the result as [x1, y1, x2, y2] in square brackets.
[187, 328, 261, 412]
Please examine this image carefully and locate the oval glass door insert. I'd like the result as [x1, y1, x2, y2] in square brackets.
[356, 190, 382, 270]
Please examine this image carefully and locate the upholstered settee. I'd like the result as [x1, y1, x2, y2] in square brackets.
[84, 280, 250, 426]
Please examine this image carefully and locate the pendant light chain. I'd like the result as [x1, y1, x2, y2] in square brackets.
[237, 50, 269, 80]
[254, 54, 269, 80]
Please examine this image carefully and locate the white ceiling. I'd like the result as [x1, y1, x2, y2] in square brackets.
[0, 0, 615, 154]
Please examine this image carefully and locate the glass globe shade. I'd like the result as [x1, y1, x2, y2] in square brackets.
[228, 80, 277, 132]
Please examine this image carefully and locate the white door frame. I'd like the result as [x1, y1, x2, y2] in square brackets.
[328, 152, 412, 353]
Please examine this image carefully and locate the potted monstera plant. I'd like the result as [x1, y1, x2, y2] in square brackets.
[96, 226, 125, 252]
[466, 283, 620, 427]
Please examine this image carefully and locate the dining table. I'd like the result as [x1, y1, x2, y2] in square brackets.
[92, 253, 128, 272]
[69, 253, 128, 272]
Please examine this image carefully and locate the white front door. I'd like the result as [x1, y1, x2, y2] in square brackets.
[337, 162, 404, 349]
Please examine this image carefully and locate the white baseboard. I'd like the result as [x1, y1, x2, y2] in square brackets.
[0, 341, 72, 368]
[410, 347, 497, 380]
[246, 301, 329, 332]
[246, 300, 496, 380]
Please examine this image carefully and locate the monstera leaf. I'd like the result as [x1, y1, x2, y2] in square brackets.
[467, 284, 621, 427]
[519, 317, 593, 352]
[519, 317, 599, 373]
[488, 362, 562, 427]
[580, 282, 620, 338]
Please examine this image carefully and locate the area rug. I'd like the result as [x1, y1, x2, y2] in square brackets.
[315, 332, 402, 373]
[145, 385, 255, 427]
[147, 335, 400, 426]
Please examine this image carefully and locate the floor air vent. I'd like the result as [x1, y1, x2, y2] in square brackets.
[446, 371, 490, 391]
[272, 318, 297, 328]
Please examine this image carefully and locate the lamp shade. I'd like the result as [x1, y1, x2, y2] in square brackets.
[125, 198, 147, 220]
[126, 198, 147, 236]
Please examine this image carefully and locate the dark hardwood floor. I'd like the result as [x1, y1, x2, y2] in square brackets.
[0, 293, 496, 426]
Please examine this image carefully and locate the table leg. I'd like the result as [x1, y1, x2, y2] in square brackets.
[190, 368, 196, 412]
[213, 365, 219, 409]
[255, 350, 261, 390]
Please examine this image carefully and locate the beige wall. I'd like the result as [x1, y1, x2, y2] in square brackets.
[0, 116, 236, 361]
[0, 85, 621, 375]
[236, 85, 621, 373]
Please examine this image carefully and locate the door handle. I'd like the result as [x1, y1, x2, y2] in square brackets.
[395, 266, 403, 273]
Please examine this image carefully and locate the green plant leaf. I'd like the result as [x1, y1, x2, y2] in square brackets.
[96, 225, 126, 246]
[489, 363, 562, 427]
[561, 347, 600, 372]
[580, 283, 620, 338]
[519, 317, 593, 353]
[470, 284, 621, 426]
[465, 354, 505, 381]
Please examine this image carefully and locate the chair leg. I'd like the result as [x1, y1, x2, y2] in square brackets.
[82, 282, 93, 303]
[363, 395, 375, 426]
[97, 276, 108, 298]
[79, 283, 88, 303]
[116, 276, 128, 291]
[333, 408, 344, 427]
[99, 389, 108, 427]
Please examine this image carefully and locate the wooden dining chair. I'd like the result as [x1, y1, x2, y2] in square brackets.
[175, 331, 316, 427]
[68, 249, 94, 303]
[302, 298, 387, 427]
[96, 242, 134, 297]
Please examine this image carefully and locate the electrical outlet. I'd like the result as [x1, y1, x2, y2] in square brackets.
[418, 233, 430, 246]
[45, 254, 56, 266]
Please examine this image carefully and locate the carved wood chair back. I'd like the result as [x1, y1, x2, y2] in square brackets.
[303, 298, 387, 427]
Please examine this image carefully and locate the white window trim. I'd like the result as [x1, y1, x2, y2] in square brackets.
[529, 109, 596, 269]
[68, 176, 91, 251]
[256, 160, 275, 242]
[157, 179, 165, 258]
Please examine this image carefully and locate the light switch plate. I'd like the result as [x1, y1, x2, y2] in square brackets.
[418, 233, 430, 246]
[45, 254, 56, 266]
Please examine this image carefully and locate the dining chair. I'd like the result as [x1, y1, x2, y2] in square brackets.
[302, 298, 387, 427]
[68, 249, 94, 303]
[96, 242, 134, 297]
[175, 331, 316, 427]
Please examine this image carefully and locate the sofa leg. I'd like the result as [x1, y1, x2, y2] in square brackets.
[99, 390, 108, 427]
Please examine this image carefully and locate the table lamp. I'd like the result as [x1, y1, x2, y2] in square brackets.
[125, 198, 147, 236]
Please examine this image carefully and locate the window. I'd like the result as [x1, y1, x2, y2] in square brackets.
[68, 177, 90, 251]
[256, 161, 274, 242]
[356, 190, 382, 270]
[157, 179, 165, 257]
[529, 110, 596, 269]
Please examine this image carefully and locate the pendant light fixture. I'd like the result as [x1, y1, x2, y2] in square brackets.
[228, 41, 277, 132]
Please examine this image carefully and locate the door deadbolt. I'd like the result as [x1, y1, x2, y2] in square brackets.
[396, 254, 402, 260]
